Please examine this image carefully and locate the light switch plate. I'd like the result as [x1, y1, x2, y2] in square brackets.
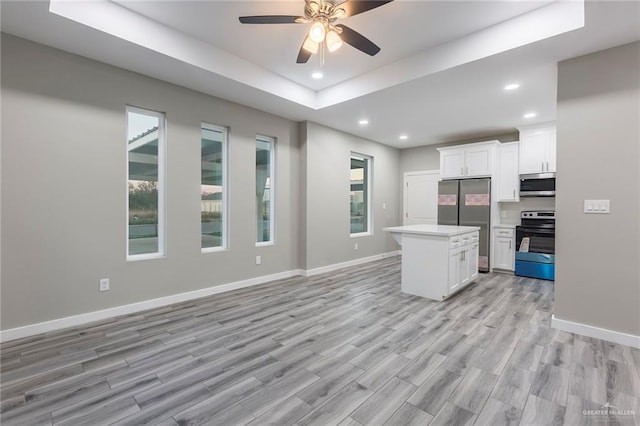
[584, 199, 610, 214]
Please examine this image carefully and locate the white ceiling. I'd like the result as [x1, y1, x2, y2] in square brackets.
[2, 0, 639, 148]
[112, 0, 552, 90]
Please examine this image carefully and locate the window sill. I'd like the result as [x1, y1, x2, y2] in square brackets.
[350, 232, 373, 239]
[127, 253, 166, 262]
[256, 241, 275, 248]
[202, 247, 228, 254]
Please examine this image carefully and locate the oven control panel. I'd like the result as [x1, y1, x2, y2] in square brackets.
[521, 210, 555, 219]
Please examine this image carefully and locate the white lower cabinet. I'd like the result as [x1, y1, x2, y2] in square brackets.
[448, 249, 462, 294]
[493, 226, 515, 271]
[385, 226, 480, 301]
[448, 239, 479, 295]
[467, 242, 479, 282]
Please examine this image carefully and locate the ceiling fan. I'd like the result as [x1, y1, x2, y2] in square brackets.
[239, 0, 393, 64]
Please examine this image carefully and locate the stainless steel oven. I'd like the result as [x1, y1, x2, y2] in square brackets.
[515, 211, 555, 280]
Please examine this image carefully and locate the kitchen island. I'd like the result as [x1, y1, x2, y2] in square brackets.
[384, 224, 481, 301]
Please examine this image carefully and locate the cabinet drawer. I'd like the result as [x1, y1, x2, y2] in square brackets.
[449, 237, 462, 248]
[463, 232, 479, 243]
[450, 232, 479, 248]
[494, 228, 514, 238]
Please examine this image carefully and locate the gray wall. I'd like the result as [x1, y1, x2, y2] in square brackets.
[555, 42, 640, 335]
[1, 35, 301, 329]
[301, 122, 401, 270]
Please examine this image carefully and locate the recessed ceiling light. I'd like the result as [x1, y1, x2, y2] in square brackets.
[399, 134, 409, 140]
[523, 112, 537, 119]
[311, 72, 323, 79]
[359, 119, 369, 125]
[504, 83, 520, 91]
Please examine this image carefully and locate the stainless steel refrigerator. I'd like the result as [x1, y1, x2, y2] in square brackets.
[438, 178, 491, 272]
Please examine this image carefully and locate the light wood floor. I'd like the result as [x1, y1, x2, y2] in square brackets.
[1, 257, 639, 425]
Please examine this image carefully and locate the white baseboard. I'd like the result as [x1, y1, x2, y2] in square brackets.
[552, 315, 640, 348]
[0, 252, 400, 343]
[0, 269, 301, 343]
[303, 251, 401, 277]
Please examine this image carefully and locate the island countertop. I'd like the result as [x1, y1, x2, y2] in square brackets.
[383, 224, 481, 237]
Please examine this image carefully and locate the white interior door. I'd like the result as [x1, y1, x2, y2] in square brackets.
[403, 170, 440, 225]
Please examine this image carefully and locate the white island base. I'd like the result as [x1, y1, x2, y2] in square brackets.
[384, 225, 481, 301]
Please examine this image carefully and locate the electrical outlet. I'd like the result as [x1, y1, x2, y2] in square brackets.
[99, 278, 110, 292]
[501, 211, 507, 219]
[354, 243, 359, 251]
[256, 256, 261, 265]
[382, 202, 386, 210]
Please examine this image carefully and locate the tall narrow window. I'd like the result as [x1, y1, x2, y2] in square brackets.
[256, 135, 275, 244]
[350, 154, 371, 235]
[201, 124, 227, 251]
[127, 106, 165, 259]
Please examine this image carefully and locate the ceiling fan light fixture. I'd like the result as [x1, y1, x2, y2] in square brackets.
[332, 7, 346, 19]
[326, 30, 343, 52]
[302, 36, 319, 54]
[309, 21, 326, 43]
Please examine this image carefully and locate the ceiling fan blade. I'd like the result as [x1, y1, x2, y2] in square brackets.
[296, 42, 313, 64]
[338, 0, 393, 18]
[239, 15, 302, 24]
[335, 24, 381, 56]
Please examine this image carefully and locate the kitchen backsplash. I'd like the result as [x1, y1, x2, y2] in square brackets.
[499, 197, 556, 225]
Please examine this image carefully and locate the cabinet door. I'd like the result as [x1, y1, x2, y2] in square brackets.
[493, 236, 513, 270]
[546, 130, 557, 173]
[448, 249, 461, 294]
[497, 143, 519, 202]
[458, 248, 471, 288]
[519, 133, 546, 174]
[465, 146, 493, 177]
[468, 243, 479, 280]
[440, 149, 465, 179]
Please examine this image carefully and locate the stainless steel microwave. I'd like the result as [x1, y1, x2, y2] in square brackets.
[520, 173, 556, 197]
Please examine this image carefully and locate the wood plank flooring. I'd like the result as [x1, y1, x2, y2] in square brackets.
[1, 256, 639, 425]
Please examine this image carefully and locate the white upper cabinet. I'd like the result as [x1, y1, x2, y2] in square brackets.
[466, 145, 494, 176]
[440, 148, 466, 179]
[496, 142, 519, 202]
[518, 123, 556, 175]
[438, 141, 498, 179]
[547, 130, 557, 172]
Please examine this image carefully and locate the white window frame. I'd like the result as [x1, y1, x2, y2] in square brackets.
[201, 122, 229, 253]
[256, 135, 275, 247]
[126, 105, 166, 261]
[350, 153, 373, 238]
